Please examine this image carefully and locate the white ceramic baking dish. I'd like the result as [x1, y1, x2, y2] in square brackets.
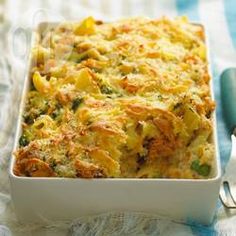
[9, 21, 222, 225]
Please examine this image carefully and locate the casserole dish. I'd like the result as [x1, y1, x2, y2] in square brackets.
[9, 17, 221, 225]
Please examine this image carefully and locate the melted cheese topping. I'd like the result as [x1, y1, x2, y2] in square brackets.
[14, 16, 215, 179]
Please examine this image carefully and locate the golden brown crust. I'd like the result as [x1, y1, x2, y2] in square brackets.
[15, 158, 55, 177]
[75, 160, 105, 178]
[15, 16, 215, 179]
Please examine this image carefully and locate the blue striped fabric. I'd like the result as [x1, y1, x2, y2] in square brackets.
[176, 2, 212, 235]
[217, 0, 236, 167]
[224, 0, 236, 48]
[176, 1, 234, 235]
[176, 0, 232, 169]
[176, 0, 199, 21]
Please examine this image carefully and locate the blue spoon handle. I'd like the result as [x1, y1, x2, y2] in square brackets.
[221, 68, 236, 133]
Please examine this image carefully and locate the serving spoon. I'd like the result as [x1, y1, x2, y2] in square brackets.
[220, 68, 236, 208]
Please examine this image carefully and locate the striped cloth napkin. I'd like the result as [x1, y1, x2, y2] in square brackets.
[0, 0, 236, 235]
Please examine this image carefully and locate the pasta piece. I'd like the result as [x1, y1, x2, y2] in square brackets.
[89, 148, 120, 177]
[75, 68, 100, 93]
[74, 159, 105, 178]
[32, 72, 50, 94]
[183, 105, 201, 135]
[74, 16, 96, 35]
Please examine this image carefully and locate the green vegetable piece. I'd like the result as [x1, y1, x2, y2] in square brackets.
[50, 159, 57, 169]
[191, 160, 211, 176]
[39, 102, 49, 115]
[19, 134, 29, 147]
[100, 85, 113, 94]
[191, 160, 200, 171]
[24, 114, 34, 124]
[51, 104, 61, 119]
[51, 110, 60, 119]
[198, 164, 211, 176]
[72, 97, 83, 112]
[69, 51, 88, 63]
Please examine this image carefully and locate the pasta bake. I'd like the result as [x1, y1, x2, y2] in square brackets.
[14, 16, 215, 178]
